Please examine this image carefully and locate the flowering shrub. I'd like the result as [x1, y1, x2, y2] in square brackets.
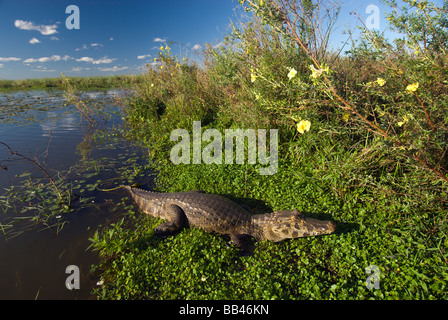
[236, 0, 448, 187]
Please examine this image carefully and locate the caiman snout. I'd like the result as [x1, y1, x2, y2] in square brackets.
[303, 216, 337, 235]
[260, 209, 336, 242]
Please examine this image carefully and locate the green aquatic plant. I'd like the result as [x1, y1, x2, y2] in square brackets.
[1, 141, 63, 200]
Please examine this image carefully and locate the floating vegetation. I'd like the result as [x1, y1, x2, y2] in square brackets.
[0, 90, 68, 125]
[0, 87, 152, 240]
[0, 126, 152, 239]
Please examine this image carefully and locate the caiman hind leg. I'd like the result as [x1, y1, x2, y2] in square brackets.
[154, 204, 189, 237]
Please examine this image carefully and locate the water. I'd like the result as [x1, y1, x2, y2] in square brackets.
[0, 90, 150, 299]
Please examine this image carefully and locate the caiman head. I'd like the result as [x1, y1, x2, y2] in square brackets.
[252, 209, 336, 242]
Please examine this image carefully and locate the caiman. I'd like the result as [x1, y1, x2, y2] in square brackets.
[124, 186, 336, 249]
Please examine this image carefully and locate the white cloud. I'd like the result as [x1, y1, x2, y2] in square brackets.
[76, 57, 94, 63]
[23, 55, 72, 63]
[0, 57, 21, 62]
[50, 36, 59, 40]
[30, 57, 49, 63]
[153, 37, 167, 42]
[0, 64, 3, 68]
[31, 66, 56, 72]
[192, 44, 202, 50]
[99, 66, 128, 72]
[14, 20, 58, 35]
[137, 54, 151, 59]
[76, 56, 115, 64]
[71, 67, 90, 72]
[29, 37, 40, 44]
[23, 56, 53, 63]
[109, 37, 114, 41]
[76, 44, 88, 51]
[76, 43, 104, 51]
[148, 61, 161, 67]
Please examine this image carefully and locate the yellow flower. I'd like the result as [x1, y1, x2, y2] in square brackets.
[342, 113, 350, 122]
[251, 73, 258, 83]
[397, 115, 409, 127]
[165, 45, 171, 51]
[309, 63, 330, 79]
[153, 57, 157, 62]
[376, 78, 386, 86]
[160, 46, 164, 51]
[287, 67, 297, 80]
[296, 120, 311, 134]
[151, 83, 154, 87]
[246, 47, 250, 55]
[160, 65, 164, 70]
[309, 64, 322, 79]
[406, 82, 419, 92]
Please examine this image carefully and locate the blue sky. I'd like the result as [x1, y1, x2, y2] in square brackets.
[0, 0, 441, 80]
[0, 0, 241, 79]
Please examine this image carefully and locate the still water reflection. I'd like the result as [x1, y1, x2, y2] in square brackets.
[0, 90, 149, 299]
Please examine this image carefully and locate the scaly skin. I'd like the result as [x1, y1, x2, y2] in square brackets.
[124, 186, 336, 248]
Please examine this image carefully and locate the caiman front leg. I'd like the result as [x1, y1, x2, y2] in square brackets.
[230, 233, 254, 255]
[154, 204, 188, 237]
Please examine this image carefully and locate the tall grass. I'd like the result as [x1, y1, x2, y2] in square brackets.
[0, 74, 142, 92]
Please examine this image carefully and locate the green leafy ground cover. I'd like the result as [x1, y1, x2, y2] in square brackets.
[90, 0, 448, 299]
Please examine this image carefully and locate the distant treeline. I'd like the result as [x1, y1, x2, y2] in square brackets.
[0, 74, 144, 92]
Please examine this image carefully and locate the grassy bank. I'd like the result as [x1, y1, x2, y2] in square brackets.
[90, 0, 448, 299]
[0, 74, 143, 92]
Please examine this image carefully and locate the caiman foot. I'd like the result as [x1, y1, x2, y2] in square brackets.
[154, 204, 188, 237]
[154, 221, 184, 237]
[230, 233, 255, 256]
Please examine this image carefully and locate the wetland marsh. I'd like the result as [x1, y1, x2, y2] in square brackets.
[0, 89, 151, 299]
